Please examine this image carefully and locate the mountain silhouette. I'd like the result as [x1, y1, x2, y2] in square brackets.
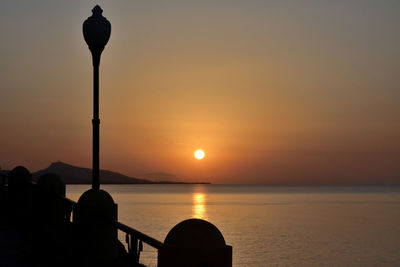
[33, 161, 151, 184]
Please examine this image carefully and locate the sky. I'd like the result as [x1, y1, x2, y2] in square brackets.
[1, 0, 399, 184]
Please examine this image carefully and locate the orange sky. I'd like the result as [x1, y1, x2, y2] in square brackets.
[1, 1, 399, 184]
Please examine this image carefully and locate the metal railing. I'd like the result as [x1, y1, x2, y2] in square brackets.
[59, 194, 162, 265]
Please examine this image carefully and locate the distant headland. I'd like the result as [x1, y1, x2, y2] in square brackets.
[3, 162, 210, 185]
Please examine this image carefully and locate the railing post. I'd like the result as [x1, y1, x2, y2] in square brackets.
[65, 203, 73, 224]
[132, 236, 138, 262]
[125, 233, 142, 264]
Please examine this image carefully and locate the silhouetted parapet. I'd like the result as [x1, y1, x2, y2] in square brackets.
[7, 166, 33, 227]
[0, 172, 8, 219]
[32, 173, 67, 264]
[158, 219, 232, 267]
[35, 173, 66, 227]
[73, 189, 118, 262]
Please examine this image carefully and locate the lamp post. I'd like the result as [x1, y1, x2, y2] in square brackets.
[76, 7, 118, 261]
[83, 5, 111, 190]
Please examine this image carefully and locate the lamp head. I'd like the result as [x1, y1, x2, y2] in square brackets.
[83, 5, 111, 66]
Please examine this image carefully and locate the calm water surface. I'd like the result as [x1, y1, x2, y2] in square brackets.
[67, 185, 400, 266]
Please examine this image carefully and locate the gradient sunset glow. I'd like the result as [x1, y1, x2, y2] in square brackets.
[1, 1, 399, 184]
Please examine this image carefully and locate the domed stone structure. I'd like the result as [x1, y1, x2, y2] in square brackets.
[37, 173, 65, 196]
[76, 189, 116, 220]
[73, 189, 118, 262]
[164, 218, 226, 248]
[159, 218, 232, 267]
[7, 166, 33, 227]
[8, 166, 31, 188]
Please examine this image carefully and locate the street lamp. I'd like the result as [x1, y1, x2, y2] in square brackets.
[83, 5, 111, 190]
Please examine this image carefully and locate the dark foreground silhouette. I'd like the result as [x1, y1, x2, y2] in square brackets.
[0, 166, 231, 267]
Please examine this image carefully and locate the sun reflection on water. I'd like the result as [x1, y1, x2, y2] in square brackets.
[192, 193, 207, 219]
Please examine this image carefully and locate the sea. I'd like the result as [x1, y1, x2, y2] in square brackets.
[67, 184, 400, 266]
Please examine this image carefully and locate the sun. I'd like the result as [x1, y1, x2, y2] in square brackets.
[194, 149, 205, 160]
